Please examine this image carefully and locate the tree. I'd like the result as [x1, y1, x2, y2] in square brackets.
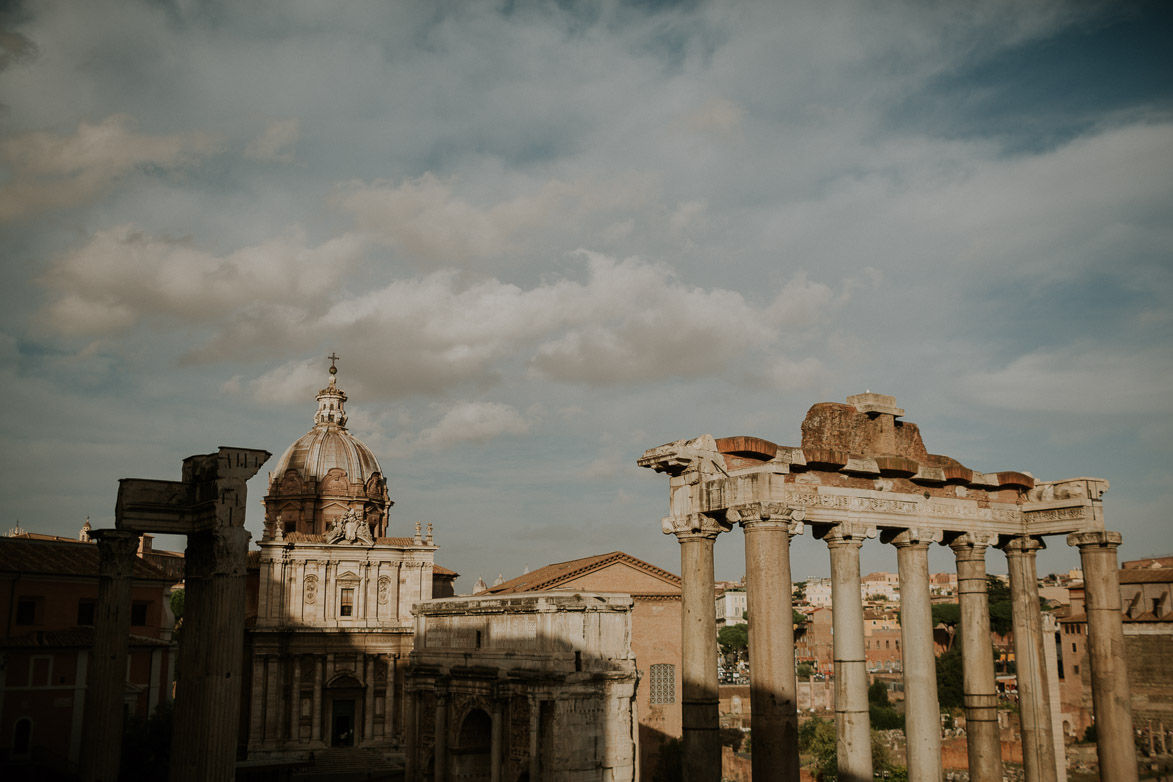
[868, 681, 890, 706]
[935, 644, 964, 709]
[931, 602, 960, 628]
[793, 608, 807, 625]
[987, 576, 1013, 636]
[793, 580, 807, 603]
[797, 663, 815, 678]
[718, 624, 749, 659]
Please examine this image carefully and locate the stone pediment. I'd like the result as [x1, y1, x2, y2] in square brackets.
[327, 673, 363, 690]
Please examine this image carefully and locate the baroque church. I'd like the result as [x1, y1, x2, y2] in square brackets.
[245, 361, 456, 759]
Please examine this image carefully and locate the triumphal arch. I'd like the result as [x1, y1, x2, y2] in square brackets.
[639, 392, 1135, 782]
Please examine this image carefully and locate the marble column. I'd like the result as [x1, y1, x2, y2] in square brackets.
[666, 513, 728, 782]
[312, 656, 323, 743]
[950, 533, 1002, 782]
[826, 523, 873, 782]
[735, 505, 802, 782]
[1003, 536, 1058, 782]
[892, 529, 942, 782]
[170, 525, 252, 782]
[404, 688, 418, 780]
[529, 695, 541, 782]
[364, 655, 376, 744]
[1068, 530, 1138, 782]
[79, 529, 140, 782]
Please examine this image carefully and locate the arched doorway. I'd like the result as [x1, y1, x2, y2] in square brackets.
[326, 673, 364, 747]
[452, 708, 492, 781]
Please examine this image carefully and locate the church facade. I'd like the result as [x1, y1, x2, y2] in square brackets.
[244, 362, 452, 759]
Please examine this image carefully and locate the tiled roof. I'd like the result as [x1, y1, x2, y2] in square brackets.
[1118, 568, 1173, 585]
[0, 627, 172, 649]
[0, 537, 172, 581]
[484, 551, 681, 595]
[433, 564, 458, 577]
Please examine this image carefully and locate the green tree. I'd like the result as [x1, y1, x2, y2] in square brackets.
[935, 644, 964, 709]
[987, 576, 1013, 636]
[797, 663, 815, 678]
[931, 602, 960, 628]
[868, 681, 890, 706]
[718, 624, 749, 658]
[793, 580, 807, 602]
[793, 608, 807, 625]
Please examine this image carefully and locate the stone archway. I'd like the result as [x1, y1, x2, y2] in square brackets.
[452, 707, 492, 781]
[327, 673, 365, 747]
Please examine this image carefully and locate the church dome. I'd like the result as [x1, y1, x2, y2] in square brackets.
[264, 359, 391, 538]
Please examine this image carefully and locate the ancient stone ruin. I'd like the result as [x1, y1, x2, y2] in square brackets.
[639, 392, 1135, 782]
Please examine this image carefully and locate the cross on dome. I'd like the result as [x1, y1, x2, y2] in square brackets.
[314, 353, 348, 427]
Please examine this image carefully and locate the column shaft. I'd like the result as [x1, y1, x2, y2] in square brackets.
[435, 689, 449, 782]
[894, 533, 943, 782]
[1069, 531, 1138, 782]
[1005, 536, 1058, 782]
[742, 516, 801, 782]
[951, 536, 1002, 782]
[291, 657, 302, 743]
[170, 526, 251, 782]
[312, 656, 323, 743]
[827, 528, 872, 782]
[491, 696, 505, 782]
[79, 530, 139, 782]
[679, 531, 722, 782]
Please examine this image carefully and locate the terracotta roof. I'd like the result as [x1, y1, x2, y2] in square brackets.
[0, 627, 172, 649]
[1118, 568, 1173, 584]
[432, 565, 458, 577]
[0, 537, 172, 581]
[484, 551, 681, 595]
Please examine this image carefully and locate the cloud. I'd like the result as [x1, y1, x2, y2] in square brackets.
[40, 225, 364, 336]
[961, 344, 1173, 416]
[244, 119, 300, 162]
[0, 115, 216, 220]
[0, 26, 38, 72]
[331, 172, 660, 266]
[387, 401, 531, 455]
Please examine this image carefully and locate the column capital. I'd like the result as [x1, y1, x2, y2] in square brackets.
[1000, 535, 1045, 556]
[90, 529, 141, 578]
[948, 531, 998, 554]
[821, 522, 875, 547]
[887, 527, 942, 548]
[727, 503, 805, 535]
[662, 512, 731, 541]
[1067, 529, 1122, 549]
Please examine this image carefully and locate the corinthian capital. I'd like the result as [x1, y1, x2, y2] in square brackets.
[726, 503, 806, 535]
[822, 522, 876, 547]
[661, 513, 731, 541]
[1066, 529, 1122, 550]
[1000, 535, 1045, 556]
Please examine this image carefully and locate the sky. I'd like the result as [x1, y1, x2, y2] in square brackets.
[1, 0, 1171, 588]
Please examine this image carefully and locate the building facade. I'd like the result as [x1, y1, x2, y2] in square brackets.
[244, 365, 448, 760]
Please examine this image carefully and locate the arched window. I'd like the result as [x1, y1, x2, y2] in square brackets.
[12, 717, 32, 756]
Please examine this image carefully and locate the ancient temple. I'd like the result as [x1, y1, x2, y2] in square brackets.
[244, 360, 454, 760]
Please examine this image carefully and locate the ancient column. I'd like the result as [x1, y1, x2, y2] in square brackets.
[404, 687, 418, 780]
[825, 523, 873, 782]
[1068, 531, 1138, 782]
[364, 655, 376, 744]
[950, 533, 1002, 782]
[435, 685, 449, 782]
[491, 690, 506, 782]
[1003, 535, 1058, 782]
[892, 529, 942, 782]
[665, 513, 728, 782]
[79, 529, 140, 782]
[529, 695, 541, 782]
[170, 525, 252, 782]
[735, 505, 802, 782]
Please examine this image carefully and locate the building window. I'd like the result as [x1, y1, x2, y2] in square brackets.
[1073, 665, 1079, 674]
[1071, 642, 1076, 652]
[131, 602, 148, 626]
[649, 663, 675, 705]
[77, 600, 96, 626]
[340, 588, 354, 617]
[15, 598, 38, 625]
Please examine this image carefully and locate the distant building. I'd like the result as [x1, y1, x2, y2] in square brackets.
[243, 365, 455, 761]
[482, 551, 682, 780]
[715, 587, 747, 626]
[0, 535, 176, 775]
[406, 591, 639, 781]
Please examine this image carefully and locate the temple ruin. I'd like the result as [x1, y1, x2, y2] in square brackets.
[639, 392, 1136, 782]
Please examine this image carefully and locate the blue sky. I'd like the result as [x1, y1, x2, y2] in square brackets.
[1, 0, 1170, 586]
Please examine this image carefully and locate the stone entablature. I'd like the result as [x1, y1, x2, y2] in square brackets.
[406, 592, 639, 782]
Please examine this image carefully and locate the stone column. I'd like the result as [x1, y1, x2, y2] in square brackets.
[734, 505, 802, 782]
[265, 656, 282, 743]
[435, 685, 449, 782]
[291, 656, 302, 743]
[170, 525, 252, 782]
[312, 656, 323, 743]
[1003, 536, 1058, 782]
[404, 687, 418, 780]
[892, 528, 942, 782]
[950, 533, 1002, 782]
[1068, 530, 1138, 782]
[491, 691, 505, 782]
[79, 529, 140, 782]
[364, 655, 376, 744]
[529, 695, 541, 782]
[665, 513, 729, 782]
[825, 523, 873, 782]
